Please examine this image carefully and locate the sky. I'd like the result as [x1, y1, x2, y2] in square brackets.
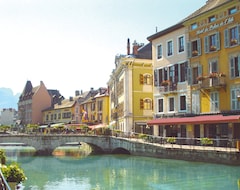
[0, 0, 207, 98]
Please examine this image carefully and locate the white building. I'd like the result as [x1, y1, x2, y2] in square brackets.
[0, 108, 17, 126]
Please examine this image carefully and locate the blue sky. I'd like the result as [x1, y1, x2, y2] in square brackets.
[0, 0, 206, 97]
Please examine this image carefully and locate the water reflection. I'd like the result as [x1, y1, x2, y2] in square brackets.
[1, 146, 240, 190]
[53, 142, 92, 159]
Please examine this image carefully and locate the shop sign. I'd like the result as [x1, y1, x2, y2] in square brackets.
[196, 17, 234, 35]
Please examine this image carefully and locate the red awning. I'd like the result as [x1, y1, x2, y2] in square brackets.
[147, 115, 240, 125]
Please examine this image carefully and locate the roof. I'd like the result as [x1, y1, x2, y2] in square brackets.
[182, 0, 231, 22]
[147, 23, 183, 42]
[147, 114, 240, 125]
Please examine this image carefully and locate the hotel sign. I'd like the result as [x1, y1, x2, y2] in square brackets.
[196, 17, 234, 35]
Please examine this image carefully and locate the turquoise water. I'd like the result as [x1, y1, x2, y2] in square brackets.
[1, 147, 240, 190]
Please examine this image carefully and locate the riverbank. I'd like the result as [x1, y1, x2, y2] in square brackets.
[115, 137, 240, 165]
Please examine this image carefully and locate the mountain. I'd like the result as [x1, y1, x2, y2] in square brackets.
[0, 88, 20, 110]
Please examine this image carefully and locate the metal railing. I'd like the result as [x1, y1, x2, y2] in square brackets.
[0, 168, 11, 190]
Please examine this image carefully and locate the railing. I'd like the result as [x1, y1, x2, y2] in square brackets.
[0, 168, 11, 190]
[200, 77, 226, 89]
[112, 131, 239, 150]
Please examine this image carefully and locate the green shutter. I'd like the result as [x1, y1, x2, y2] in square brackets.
[204, 36, 209, 53]
[187, 42, 191, 58]
[197, 38, 201, 55]
[216, 32, 220, 50]
[224, 29, 229, 48]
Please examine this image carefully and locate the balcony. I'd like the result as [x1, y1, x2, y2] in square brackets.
[159, 82, 177, 94]
[200, 77, 226, 90]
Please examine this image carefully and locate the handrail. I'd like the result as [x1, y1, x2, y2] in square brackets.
[0, 167, 11, 190]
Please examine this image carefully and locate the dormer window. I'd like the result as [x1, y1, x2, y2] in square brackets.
[208, 16, 216, 23]
[229, 7, 237, 15]
[191, 23, 198, 30]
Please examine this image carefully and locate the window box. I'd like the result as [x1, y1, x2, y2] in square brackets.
[161, 80, 170, 86]
[210, 46, 216, 51]
[231, 38, 238, 45]
[192, 50, 198, 56]
[196, 76, 207, 81]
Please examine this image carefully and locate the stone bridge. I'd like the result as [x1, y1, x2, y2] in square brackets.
[0, 134, 240, 165]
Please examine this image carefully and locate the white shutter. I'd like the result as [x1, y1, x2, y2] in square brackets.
[204, 36, 209, 53]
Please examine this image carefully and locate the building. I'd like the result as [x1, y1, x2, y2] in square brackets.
[18, 81, 52, 125]
[0, 108, 17, 126]
[108, 39, 153, 134]
[80, 87, 109, 126]
[148, 0, 240, 144]
[18, 81, 63, 125]
[147, 22, 190, 137]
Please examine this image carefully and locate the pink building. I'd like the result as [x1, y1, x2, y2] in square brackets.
[18, 81, 52, 125]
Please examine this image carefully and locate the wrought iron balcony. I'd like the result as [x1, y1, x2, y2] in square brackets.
[159, 82, 177, 94]
[200, 77, 226, 89]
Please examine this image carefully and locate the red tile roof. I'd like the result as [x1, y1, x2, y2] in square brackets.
[147, 115, 240, 125]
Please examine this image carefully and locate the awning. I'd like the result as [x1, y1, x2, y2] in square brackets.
[147, 115, 240, 125]
[89, 124, 108, 130]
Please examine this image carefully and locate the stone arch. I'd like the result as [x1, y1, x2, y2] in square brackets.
[111, 147, 131, 154]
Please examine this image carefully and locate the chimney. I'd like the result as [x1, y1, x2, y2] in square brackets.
[127, 38, 130, 55]
[132, 40, 138, 55]
[75, 90, 80, 96]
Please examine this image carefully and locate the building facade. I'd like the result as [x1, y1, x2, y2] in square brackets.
[147, 23, 190, 137]
[108, 39, 153, 134]
[148, 0, 240, 144]
[0, 108, 17, 126]
[18, 81, 52, 125]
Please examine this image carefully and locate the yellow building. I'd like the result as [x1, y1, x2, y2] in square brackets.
[148, 0, 240, 144]
[80, 87, 109, 126]
[42, 97, 76, 124]
[108, 39, 153, 134]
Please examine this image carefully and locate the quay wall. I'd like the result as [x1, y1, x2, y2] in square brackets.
[0, 135, 239, 165]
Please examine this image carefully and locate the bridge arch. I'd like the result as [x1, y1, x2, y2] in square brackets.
[111, 147, 130, 155]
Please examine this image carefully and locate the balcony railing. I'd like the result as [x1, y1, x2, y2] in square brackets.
[159, 82, 177, 94]
[200, 77, 226, 89]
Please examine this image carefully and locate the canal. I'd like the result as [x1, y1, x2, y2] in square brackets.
[1, 145, 240, 190]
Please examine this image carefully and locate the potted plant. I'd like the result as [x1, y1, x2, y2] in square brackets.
[0, 149, 6, 165]
[200, 137, 213, 146]
[161, 80, 170, 86]
[1, 162, 27, 189]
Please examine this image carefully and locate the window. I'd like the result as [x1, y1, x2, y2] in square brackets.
[204, 32, 220, 52]
[229, 7, 237, 15]
[230, 55, 240, 78]
[144, 99, 152, 110]
[167, 40, 173, 56]
[58, 113, 61, 119]
[140, 98, 152, 110]
[192, 64, 202, 85]
[168, 97, 175, 112]
[179, 62, 187, 82]
[231, 88, 240, 110]
[192, 91, 200, 114]
[178, 36, 184, 53]
[158, 98, 163, 113]
[191, 23, 198, 30]
[144, 74, 152, 85]
[208, 16, 216, 23]
[224, 25, 240, 47]
[210, 92, 219, 112]
[180, 95, 186, 111]
[157, 44, 162, 59]
[188, 39, 201, 57]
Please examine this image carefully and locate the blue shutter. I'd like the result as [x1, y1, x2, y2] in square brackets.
[204, 36, 209, 53]
[198, 64, 202, 76]
[187, 67, 192, 85]
[238, 25, 240, 45]
[216, 32, 220, 50]
[230, 57, 234, 78]
[154, 70, 159, 86]
[187, 42, 191, 58]
[224, 29, 229, 48]
[197, 38, 201, 55]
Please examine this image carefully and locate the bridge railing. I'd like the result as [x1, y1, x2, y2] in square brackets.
[111, 131, 240, 150]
